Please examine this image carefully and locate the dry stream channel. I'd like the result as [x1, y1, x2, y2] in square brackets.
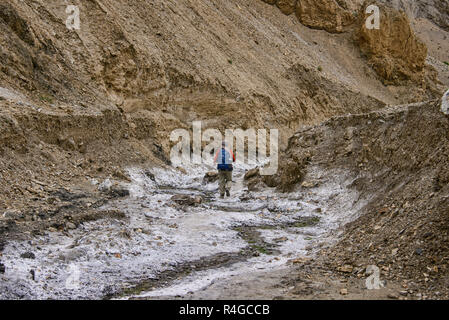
[0, 163, 369, 299]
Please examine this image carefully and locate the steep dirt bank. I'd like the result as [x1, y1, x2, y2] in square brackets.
[0, 0, 391, 147]
[259, 100, 449, 299]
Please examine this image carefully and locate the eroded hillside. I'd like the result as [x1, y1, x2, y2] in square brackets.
[0, 0, 448, 300]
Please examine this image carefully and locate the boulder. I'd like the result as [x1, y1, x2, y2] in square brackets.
[244, 168, 259, 181]
[171, 194, 202, 206]
[20, 251, 35, 259]
[203, 171, 219, 184]
[66, 222, 77, 230]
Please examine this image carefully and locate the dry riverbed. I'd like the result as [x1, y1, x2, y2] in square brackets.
[0, 161, 381, 299]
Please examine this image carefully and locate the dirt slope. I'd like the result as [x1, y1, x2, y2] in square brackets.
[0, 0, 445, 146]
[262, 100, 449, 299]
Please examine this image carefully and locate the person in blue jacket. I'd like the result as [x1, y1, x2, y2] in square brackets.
[214, 141, 235, 198]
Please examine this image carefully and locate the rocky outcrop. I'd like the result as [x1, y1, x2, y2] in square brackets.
[295, 0, 357, 33]
[356, 4, 428, 83]
[377, 0, 449, 32]
[259, 0, 438, 87]
[278, 100, 449, 190]
[276, 0, 297, 15]
[261, 0, 358, 32]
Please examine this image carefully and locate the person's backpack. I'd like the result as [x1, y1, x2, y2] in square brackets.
[217, 148, 233, 171]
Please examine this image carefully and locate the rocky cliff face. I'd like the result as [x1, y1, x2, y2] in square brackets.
[259, 0, 447, 89]
[1, 1, 445, 165]
[377, 0, 449, 32]
[356, 4, 428, 84]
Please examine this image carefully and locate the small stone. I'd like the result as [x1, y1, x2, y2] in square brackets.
[338, 265, 353, 273]
[441, 89, 449, 115]
[119, 230, 132, 239]
[340, 288, 348, 295]
[113, 169, 131, 182]
[387, 293, 399, 299]
[20, 252, 36, 259]
[29, 269, 36, 281]
[108, 186, 130, 198]
[301, 181, 318, 188]
[144, 212, 153, 218]
[171, 194, 198, 206]
[290, 257, 310, 264]
[66, 222, 76, 230]
[176, 167, 187, 174]
[194, 196, 203, 204]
